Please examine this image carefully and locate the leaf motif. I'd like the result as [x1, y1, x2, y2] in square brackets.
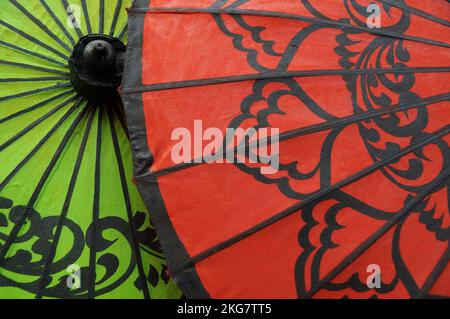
[96, 253, 119, 285]
[0, 197, 12, 209]
[147, 265, 159, 287]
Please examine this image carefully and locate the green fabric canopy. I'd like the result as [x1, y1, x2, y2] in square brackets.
[0, 0, 181, 299]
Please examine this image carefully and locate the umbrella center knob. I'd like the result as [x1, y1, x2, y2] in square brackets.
[83, 40, 116, 74]
[69, 35, 126, 102]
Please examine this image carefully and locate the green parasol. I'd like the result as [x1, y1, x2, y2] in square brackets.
[0, 0, 181, 299]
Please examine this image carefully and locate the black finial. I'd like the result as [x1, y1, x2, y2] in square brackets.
[69, 35, 126, 102]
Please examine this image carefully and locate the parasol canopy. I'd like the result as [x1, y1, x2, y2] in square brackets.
[122, 0, 450, 298]
[0, 0, 181, 299]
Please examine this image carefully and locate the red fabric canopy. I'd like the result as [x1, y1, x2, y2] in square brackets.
[121, 0, 450, 298]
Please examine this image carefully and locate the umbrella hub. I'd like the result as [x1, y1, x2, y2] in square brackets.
[69, 35, 126, 102]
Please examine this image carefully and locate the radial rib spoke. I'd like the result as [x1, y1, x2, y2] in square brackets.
[39, 0, 77, 47]
[0, 60, 69, 75]
[0, 93, 78, 152]
[0, 82, 72, 103]
[80, 0, 93, 34]
[0, 39, 66, 68]
[109, 0, 123, 36]
[108, 108, 151, 299]
[61, 0, 84, 39]
[99, 0, 105, 34]
[0, 89, 74, 125]
[0, 99, 87, 268]
[10, 0, 73, 53]
[88, 107, 102, 299]
[0, 19, 69, 61]
[36, 106, 96, 299]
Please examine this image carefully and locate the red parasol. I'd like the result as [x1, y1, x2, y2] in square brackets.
[121, 0, 450, 298]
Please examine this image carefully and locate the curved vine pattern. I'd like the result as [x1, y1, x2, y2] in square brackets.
[0, 200, 85, 279]
[214, 0, 450, 298]
[223, 0, 448, 198]
[215, 0, 450, 297]
[122, 0, 449, 299]
[0, 194, 170, 298]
